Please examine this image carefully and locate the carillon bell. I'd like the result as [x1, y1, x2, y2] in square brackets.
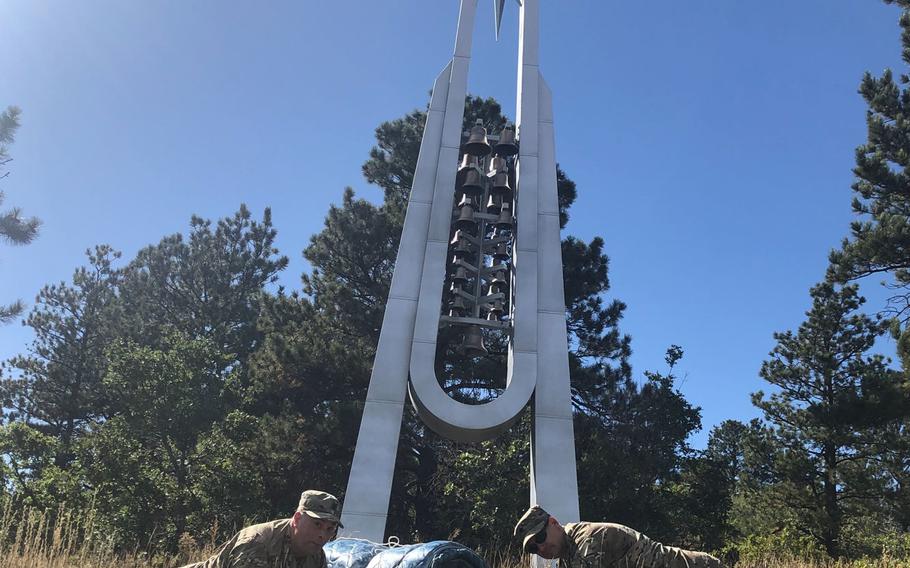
[460, 168, 485, 196]
[490, 270, 507, 287]
[452, 234, 472, 258]
[457, 193, 474, 208]
[491, 172, 512, 196]
[486, 194, 502, 215]
[454, 202, 476, 232]
[452, 266, 469, 285]
[493, 242, 510, 264]
[459, 153, 482, 173]
[496, 202, 514, 230]
[449, 296, 467, 317]
[488, 156, 508, 176]
[464, 120, 492, 157]
[461, 325, 488, 357]
[486, 300, 504, 321]
[494, 126, 519, 156]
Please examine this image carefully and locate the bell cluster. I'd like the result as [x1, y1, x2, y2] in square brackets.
[443, 119, 519, 356]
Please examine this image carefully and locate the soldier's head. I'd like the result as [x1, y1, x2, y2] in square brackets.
[514, 505, 566, 559]
[289, 490, 343, 557]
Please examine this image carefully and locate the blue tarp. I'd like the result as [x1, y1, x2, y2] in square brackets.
[325, 539, 488, 568]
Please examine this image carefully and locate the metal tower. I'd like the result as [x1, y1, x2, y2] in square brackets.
[340, 0, 579, 541]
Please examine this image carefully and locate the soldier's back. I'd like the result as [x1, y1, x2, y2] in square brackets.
[180, 519, 325, 568]
[563, 522, 723, 568]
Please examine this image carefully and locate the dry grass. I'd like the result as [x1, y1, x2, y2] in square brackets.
[0, 499, 221, 568]
[729, 560, 907, 568]
[486, 553, 909, 568]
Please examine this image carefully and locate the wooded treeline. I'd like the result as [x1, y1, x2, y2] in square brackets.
[4, 1, 910, 564]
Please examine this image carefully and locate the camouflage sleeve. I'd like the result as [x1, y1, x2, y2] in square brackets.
[177, 534, 239, 568]
[673, 550, 725, 568]
[226, 539, 273, 568]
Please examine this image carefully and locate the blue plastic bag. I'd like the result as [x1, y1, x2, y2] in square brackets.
[325, 538, 488, 568]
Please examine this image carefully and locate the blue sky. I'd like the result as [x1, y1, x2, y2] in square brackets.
[0, 0, 904, 448]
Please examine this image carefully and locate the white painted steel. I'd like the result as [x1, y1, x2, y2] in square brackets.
[339, 22, 461, 540]
[525, 58, 580, 525]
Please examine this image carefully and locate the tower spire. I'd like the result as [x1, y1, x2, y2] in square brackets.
[494, 0, 521, 40]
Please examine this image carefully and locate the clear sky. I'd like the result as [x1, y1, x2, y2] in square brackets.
[0, 0, 904, 448]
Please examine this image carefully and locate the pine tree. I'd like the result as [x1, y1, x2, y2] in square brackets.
[753, 282, 902, 557]
[829, 1, 910, 359]
[824, 0, 910, 551]
[0, 105, 41, 323]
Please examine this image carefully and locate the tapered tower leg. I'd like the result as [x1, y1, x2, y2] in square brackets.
[516, 0, 580, 526]
[340, 0, 478, 541]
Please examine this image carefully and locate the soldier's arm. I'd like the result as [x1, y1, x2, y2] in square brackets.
[224, 539, 272, 568]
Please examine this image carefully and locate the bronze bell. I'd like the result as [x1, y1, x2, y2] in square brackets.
[449, 296, 467, 317]
[464, 120, 492, 157]
[461, 326, 488, 357]
[494, 126, 519, 156]
[493, 242, 510, 264]
[496, 202, 514, 230]
[491, 172, 512, 196]
[459, 153, 481, 173]
[488, 156, 508, 176]
[454, 202, 476, 232]
[452, 233, 472, 258]
[457, 193, 474, 208]
[486, 194, 502, 215]
[452, 266, 469, 285]
[491, 270, 507, 287]
[486, 300, 504, 321]
[460, 168, 484, 196]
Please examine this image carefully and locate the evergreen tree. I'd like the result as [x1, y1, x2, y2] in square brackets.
[574, 346, 701, 544]
[1, 206, 287, 547]
[83, 331, 262, 548]
[752, 282, 902, 558]
[118, 205, 288, 368]
[0, 105, 41, 323]
[668, 420, 748, 553]
[829, 0, 910, 364]
[1, 246, 121, 476]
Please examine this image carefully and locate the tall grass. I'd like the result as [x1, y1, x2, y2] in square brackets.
[726, 560, 906, 568]
[486, 551, 909, 568]
[0, 499, 220, 568]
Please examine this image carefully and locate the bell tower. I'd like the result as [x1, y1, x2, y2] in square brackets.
[340, 0, 580, 541]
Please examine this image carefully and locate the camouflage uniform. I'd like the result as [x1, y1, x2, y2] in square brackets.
[560, 522, 723, 568]
[514, 506, 724, 568]
[180, 518, 327, 568]
[181, 490, 342, 568]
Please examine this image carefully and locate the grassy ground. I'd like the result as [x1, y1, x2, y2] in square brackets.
[1, 501, 906, 568]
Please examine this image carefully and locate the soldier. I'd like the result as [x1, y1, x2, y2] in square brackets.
[181, 490, 342, 568]
[513, 505, 724, 568]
